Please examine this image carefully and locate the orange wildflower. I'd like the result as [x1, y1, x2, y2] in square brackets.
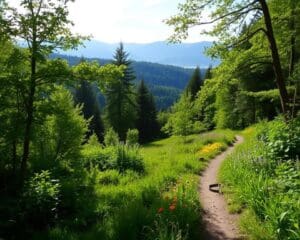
[158, 207, 164, 213]
[169, 204, 176, 211]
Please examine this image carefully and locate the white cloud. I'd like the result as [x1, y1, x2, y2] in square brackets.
[7, 0, 214, 43]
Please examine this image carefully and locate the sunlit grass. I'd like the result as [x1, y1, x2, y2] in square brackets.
[43, 130, 235, 240]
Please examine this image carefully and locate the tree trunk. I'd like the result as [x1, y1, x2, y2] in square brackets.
[12, 139, 17, 174]
[20, 48, 36, 184]
[289, 1, 296, 78]
[259, 0, 290, 116]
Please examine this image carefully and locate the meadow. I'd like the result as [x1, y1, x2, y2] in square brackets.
[39, 130, 235, 240]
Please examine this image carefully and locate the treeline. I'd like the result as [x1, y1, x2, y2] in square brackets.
[52, 54, 199, 110]
[164, 0, 300, 134]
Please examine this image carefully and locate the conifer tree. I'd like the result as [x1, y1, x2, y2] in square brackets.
[185, 66, 202, 99]
[136, 80, 159, 142]
[105, 43, 137, 140]
[204, 65, 213, 80]
[75, 80, 104, 142]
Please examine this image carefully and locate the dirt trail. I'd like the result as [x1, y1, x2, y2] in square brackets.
[199, 136, 244, 240]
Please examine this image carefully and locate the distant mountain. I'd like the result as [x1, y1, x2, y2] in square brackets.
[57, 40, 218, 68]
[52, 54, 207, 110]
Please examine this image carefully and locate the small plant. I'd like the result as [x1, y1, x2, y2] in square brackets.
[116, 144, 145, 173]
[260, 117, 300, 161]
[126, 128, 139, 146]
[104, 127, 119, 146]
[22, 170, 60, 228]
[98, 170, 120, 185]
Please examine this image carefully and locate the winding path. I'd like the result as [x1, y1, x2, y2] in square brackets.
[199, 136, 244, 240]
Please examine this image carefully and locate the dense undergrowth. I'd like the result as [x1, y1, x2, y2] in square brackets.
[37, 130, 234, 240]
[219, 118, 300, 240]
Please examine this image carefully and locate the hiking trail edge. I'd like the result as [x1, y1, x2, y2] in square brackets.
[199, 136, 244, 240]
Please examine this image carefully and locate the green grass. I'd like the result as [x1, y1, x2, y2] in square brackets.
[219, 125, 300, 240]
[40, 130, 235, 240]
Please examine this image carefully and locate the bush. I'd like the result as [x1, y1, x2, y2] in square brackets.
[22, 170, 60, 228]
[32, 86, 88, 173]
[259, 117, 300, 161]
[82, 142, 145, 173]
[82, 145, 117, 171]
[104, 128, 119, 146]
[98, 170, 120, 185]
[126, 129, 139, 146]
[116, 144, 145, 173]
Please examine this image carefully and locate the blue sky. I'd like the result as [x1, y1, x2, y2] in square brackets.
[9, 0, 213, 43]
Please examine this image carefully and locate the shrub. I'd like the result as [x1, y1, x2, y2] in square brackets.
[82, 145, 117, 171]
[116, 144, 145, 173]
[98, 170, 120, 185]
[22, 170, 60, 228]
[259, 117, 300, 161]
[126, 129, 139, 146]
[104, 128, 119, 146]
[32, 86, 88, 173]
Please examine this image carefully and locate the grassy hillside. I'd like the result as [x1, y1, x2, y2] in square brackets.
[30, 130, 235, 239]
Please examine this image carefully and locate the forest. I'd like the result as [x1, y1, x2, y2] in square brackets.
[0, 0, 299, 240]
[51, 53, 196, 110]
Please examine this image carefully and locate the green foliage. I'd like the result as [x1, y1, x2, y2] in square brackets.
[259, 117, 300, 161]
[219, 123, 300, 240]
[115, 144, 144, 173]
[136, 80, 160, 142]
[164, 94, 204, 136]
[126, 129, 139, 146]
[32, 86, 88, 172]
[98, 170, 120, 185]
[82, 139, 144, 174]
[214, 79, 240, 129]
[193, 77, 217, 130]
[185, 66, 202, 100]
[22, 170, 60, 227]
[105, 43, 137, 140]
[82, 145, 117, 171]
[104, 127, 120, 147]
[75, 80, 104, 143]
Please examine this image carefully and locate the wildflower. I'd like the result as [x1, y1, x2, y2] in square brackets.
[158, 207, 164, 213]
[169, 204, 176, 211]
[198, 142, 224, 155]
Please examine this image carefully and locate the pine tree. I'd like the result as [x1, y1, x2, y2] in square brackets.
[105, 43, 137, 140]
[112, 42, 135, 88]
[75, 80, 104, 142]
[185, 66, 202, 99]
[136, 80, 159, 142]
[204, 65, 213, 80]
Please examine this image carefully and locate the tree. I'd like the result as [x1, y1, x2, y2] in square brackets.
[75, 80, 104, 142]
[2, 0, 84, 183]
[105, 43, 137, 140]
[33, 86, 88, 172]
[136, 80, 160, 142]
[166, 0, 290, 117]
[204, 65, 213, 80]
[185, 66, 202, 99]
[163, 93, 202, 137]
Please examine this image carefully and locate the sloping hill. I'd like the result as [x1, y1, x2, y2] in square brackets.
[51, 54, 206, 110]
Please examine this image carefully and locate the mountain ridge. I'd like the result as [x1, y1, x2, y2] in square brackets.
[57, 40, 218, 67]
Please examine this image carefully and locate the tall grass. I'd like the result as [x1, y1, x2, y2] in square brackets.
[219, 125, 300, 240]
[38, 130, 235, 239]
